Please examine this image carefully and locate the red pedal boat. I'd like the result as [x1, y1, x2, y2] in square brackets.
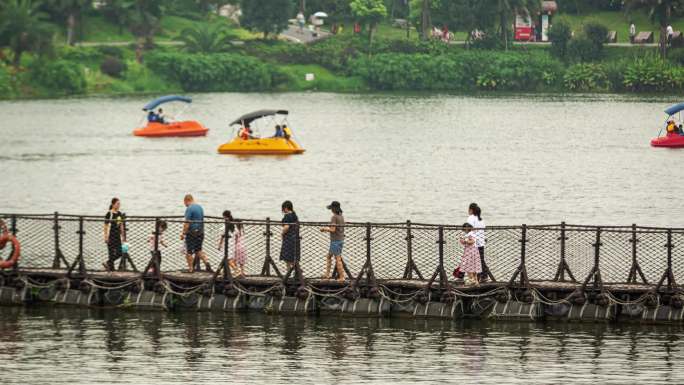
[133, 95, 208, 137]
[651, 103, 684, 148]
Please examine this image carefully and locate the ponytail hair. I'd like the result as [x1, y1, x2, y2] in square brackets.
[468, 202, 481, 221]
[223, 210, 235, 233]
[109, 197, 119, 210]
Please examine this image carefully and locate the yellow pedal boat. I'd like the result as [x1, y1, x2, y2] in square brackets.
[218, 109, 305, 155]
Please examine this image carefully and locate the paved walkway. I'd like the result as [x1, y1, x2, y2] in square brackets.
[280, 25, 330, 44]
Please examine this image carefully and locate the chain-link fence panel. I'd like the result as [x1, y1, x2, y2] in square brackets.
[635, 228, 669, 284]
[4, 213, 683, 287]
[483, 227, 523, 282]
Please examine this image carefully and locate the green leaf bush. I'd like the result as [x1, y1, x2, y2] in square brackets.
[30, 60, 87, 94]
[145, 51, 273, 91]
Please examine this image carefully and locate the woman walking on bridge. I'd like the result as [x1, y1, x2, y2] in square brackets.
[280, 200, 300, 271]
[103, 198, 126, 271]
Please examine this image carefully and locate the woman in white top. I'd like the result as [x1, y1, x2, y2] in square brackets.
[467, 203, 487, 281]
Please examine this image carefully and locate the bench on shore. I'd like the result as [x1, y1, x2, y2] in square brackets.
[672, 31, 684, 48]
[634, 31, 654, 44]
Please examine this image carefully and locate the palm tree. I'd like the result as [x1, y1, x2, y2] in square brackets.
[101, 0, 134, 35]
[46, 0, 92, 45]
[176, 24, 235, 53]
[128, 0, 163, 61]
[420, 0, 431, 40]
[0, 0, 54, 67]
[626, 0, 684, 57]
[494, 0, 538, 50]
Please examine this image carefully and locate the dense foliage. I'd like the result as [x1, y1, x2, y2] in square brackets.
[240, 0, 292, 39]
[145, 51, 273, 91]
[30, 59, 86, 93]
[352, 51, 562, 91]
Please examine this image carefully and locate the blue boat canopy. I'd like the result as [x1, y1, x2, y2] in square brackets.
[664, 102, 684, 116]
[143, 95, 192, 111]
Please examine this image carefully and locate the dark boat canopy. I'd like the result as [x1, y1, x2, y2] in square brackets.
[230, 110, 288, 125]
[143, 95, 192, 111]
[665, 102, 684, 116]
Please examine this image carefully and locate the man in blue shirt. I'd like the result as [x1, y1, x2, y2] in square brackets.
[181, 194, 212, 273]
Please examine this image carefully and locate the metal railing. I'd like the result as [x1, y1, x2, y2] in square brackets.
[1, 213, 683, 292]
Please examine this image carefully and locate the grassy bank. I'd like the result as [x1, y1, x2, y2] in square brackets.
[5, 35, 684, 100]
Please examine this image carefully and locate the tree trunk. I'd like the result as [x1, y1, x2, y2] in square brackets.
[263, 30, 269, 39]
[12, 49, 23, 68]
[421, 0, 431, 41]
[67, 12, 77, 46]
[499, 1, 509, 51]
[660, 24, 667, 58]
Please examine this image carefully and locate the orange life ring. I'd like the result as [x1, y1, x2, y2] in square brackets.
[0, 233, 20, 269]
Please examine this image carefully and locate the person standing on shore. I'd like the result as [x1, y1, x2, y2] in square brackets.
[279, 200, 300, 271]
[321, 201, 345, 282]
[629, 22, 636, 44]
[467, 203, 487, 282]
[181, 194, 212, 273]
[103, 198, 126, 271]
[297, 10, 305, 33]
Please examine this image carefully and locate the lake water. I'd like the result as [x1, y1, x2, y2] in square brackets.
[2, 93, 684, 384]
[2, 306, 684, 384]
[1, 93, 683, 226]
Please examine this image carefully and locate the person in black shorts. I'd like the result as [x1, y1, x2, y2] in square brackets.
[103, 197, 126, 271]
[181, 194, 211, 273]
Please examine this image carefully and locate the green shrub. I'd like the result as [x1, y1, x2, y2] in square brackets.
[30, 60, 87, 94]
[563, 63, 609, 91]
[603, 60, 629, 92]
[97, 46, 125, 59]
[100, 56, 127, 78]
[567, 37, 599, 62]
[549, 20, 573, 60]
[59, 46, 103, 65]
[0, 65, 12, 96]
[145, 51, 272, 91]
[353, 51, 562, 91]
[584, 22, 608, 47]
[623, 56, 684, 92]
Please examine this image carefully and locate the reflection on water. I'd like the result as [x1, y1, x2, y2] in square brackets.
[1, 306, 684, 384]
[1, 93, 684, 225]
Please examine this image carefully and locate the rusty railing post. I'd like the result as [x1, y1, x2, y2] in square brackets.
[656, 229, 677, 292]
[627, 224, 647, 284]
[553, 222, 575, 282]
[581, 227, 603, 292]
[508, 224, 529, 287]
[52, 212, 68, 269]
[212, 218, 234, 284]
[67, 216, 86, 277]
[402, 220, 423, 280]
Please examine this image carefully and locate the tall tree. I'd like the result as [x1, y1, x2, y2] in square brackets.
[46, 0, 92, 45]
[350, 0, 388, 44]
[0, 0, 54, 67]
[421, 0, 431, 40]
[127, 0, 163, 61]
[101, 0, 134, 35]
[626, 0, 684, 57]
[240, 0, 292, 39]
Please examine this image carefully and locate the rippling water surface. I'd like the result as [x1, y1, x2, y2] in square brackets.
[1, 307, 683, 384]
[1, 93, 683, 225]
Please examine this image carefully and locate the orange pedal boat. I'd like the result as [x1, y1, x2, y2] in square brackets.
[133, 95, 208, 137]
